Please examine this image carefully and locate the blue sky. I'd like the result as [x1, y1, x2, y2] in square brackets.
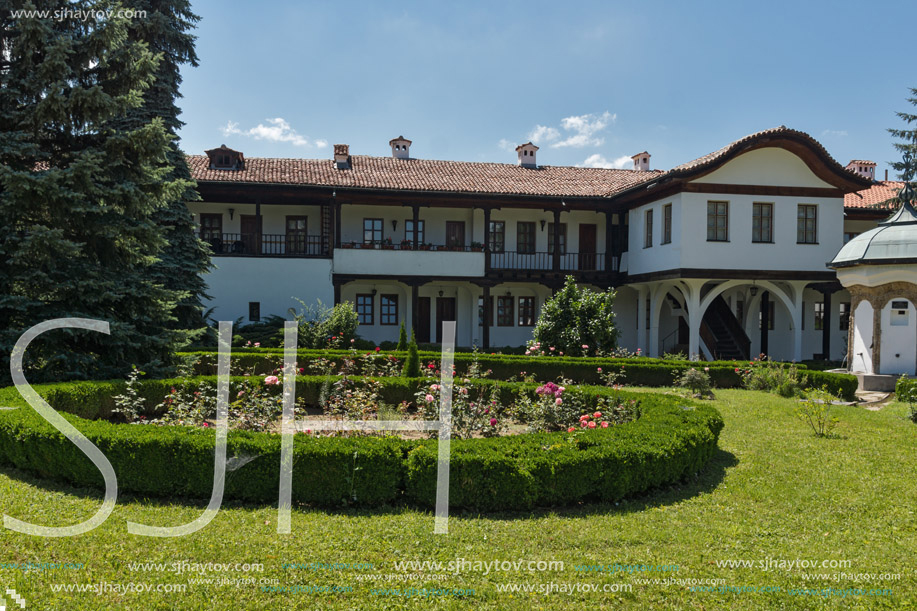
[177, 0, 916, 177]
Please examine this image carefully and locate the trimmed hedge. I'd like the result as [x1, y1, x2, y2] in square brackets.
[0, 381, 722, 510]
[177, 350, 858, 401]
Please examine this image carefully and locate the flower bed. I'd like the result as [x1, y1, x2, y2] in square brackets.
[177, 350, 859, 400]
[0, 380, 722, 510]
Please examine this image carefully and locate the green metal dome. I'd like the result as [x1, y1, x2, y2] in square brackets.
[830, 193, 917, 268]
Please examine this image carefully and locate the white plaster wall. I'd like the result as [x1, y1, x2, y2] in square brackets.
[677, 192, 844, 272]
[691, 147, 835, 188]
[626, 195, 682, 276]
[205, 257, 333, 322]
[334, 249, 485, 277]
[851, 301, 874, 373]
[880, 299, 917, 375]
[614, 286, 638, 351]
[188, 202, 324, 236]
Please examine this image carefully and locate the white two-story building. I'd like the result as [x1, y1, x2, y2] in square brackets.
[186, 127, 893, 362]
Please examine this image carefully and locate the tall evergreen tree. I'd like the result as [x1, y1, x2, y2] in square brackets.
[0, 0, 185, 383]
[889, 87, 917, 179]
[123, 0, 212, 336]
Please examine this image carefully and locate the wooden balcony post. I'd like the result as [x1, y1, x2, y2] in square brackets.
[334, 200, 342, 249]
[760, 291, 770, 357]
[604, 210, 613, 274]
[552, 208, 561, 272]
[412, 205, 420, 250]
[255, 199, 263, 255]
[483, 207, 491, 273]
[482, 285, 490, 349]
[821, 289, 832, 360]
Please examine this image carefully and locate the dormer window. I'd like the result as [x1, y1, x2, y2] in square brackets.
[205, 144, 244, 170]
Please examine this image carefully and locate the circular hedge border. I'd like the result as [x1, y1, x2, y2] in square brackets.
[0, 380, 723, 511]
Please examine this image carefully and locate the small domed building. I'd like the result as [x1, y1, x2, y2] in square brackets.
[829, 183, 917, 376]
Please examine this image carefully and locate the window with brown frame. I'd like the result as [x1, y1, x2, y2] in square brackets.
[707, 201, 728, 241]
[517, 222, 536, 254]
[488, 221, 505, 253]
[752, 203, 773, 243]
[363, 218, 383, 244]
[547, 223, 567, 255]
[518, 297, 535, 327]
[644, 209, 653, 248]
[199, 213, 223, 241]
[662, 204, 672, 244]
[380, 294, 398, 325]
[839, 302, 851, 330]
[286, 216, 308, 254]
[497, 296, 514, 326]
[356, 294, 374, 325]
[405, 220, 425, 245]
[797, 204, 817, 244]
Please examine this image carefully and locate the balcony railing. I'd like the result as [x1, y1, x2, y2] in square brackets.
[338, 242, 484, 252]
[490, 251, 617, 272]
[204, 233, 328, 257]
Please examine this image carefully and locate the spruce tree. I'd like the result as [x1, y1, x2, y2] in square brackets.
[397, 321, 408, 351]
[0, 1, 184, 383]
[402, 332, 421, 378]
[889, 87, 917, 182]
[123, 0, 211, 336]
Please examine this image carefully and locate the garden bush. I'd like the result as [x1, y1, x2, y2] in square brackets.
[0, 380, 722, 510]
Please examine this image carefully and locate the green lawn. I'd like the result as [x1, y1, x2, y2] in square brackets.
[0, 389, 915, 610]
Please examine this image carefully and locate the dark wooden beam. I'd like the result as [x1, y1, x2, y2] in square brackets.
[760, 291, 769, 357]
[624, 268, 838, 284]
[681, 183, 846, 198]
[821, 289, 832, 360]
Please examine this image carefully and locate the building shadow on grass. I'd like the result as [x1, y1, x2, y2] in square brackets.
[0, 448, 738, 523]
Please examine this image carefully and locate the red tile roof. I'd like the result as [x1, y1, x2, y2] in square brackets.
[186, 154, 662, 198]
[845, 181, 904, 210]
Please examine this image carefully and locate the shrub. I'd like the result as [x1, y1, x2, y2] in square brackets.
[739, 356, 801, 397]
[896, 375, 917, 423]
[673, 367, 713, 399]
[397, 322, 408, 351]
[402, 332, 421, 378]
[289, 299, 359, 349]
[531, 276, 618, 356]
[795, 387, 840, 438]
[0, 380, 723, 511]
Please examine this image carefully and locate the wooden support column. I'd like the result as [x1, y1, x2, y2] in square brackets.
[255, 199, 263, 255]
[760, 291, 770, 357]
[412, 205, 420, 250]
[334, 200, 342, 249]
[604, 210, 613, 274]
[333, 279, 341, 306]
[821, 290, 832, 360]
[411, 283, 419, 339]
[552, 208, 561, 272]
[483, 207, 491, 273]
[482, 285, 491, 349]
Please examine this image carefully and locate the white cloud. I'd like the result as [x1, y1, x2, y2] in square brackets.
[553, 111, 615, 148]
[822, 129, 848, 137]
[580, 153, 632, 169]
[220, 118, 322, 147]
[498, 138, 517, 152]
[528, 125, 560, 144]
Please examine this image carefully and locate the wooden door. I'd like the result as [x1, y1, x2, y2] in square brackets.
[578, 224, 597, 270]
[416, 297, 431, 344]
[435, 297, 456, 343]
[445, 222, 465, 250]
[240, 215, 259, 254]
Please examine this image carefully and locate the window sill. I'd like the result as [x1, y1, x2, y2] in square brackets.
[706, 239, 730, 243]
[752, 240, 775, 244]
[796, 242, 819, 245]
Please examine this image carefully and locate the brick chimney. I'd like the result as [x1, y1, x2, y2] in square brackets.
[333, 144, 350, 170]
[845, 160, 876, 180]
[515, 142, 539, 168]
[389, 136, 412, 159]
[632, 152, 651, 171]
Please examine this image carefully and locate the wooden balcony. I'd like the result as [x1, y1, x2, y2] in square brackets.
[204, 233, 330, 257]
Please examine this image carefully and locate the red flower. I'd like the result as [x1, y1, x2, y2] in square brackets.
[375, 347, 381, 352]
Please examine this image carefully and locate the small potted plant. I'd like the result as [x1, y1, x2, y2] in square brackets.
[419, 242, 433, 251]
[399, 238, 412, 250]
[470, 241, 484, 252]
[381, 237, 394, 250]
[341, 241, 354, 249]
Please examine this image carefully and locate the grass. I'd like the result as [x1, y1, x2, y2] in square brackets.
[0, 389, 915, 609]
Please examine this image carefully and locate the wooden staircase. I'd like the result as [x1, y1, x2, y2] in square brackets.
[700, 296, 751, 360]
